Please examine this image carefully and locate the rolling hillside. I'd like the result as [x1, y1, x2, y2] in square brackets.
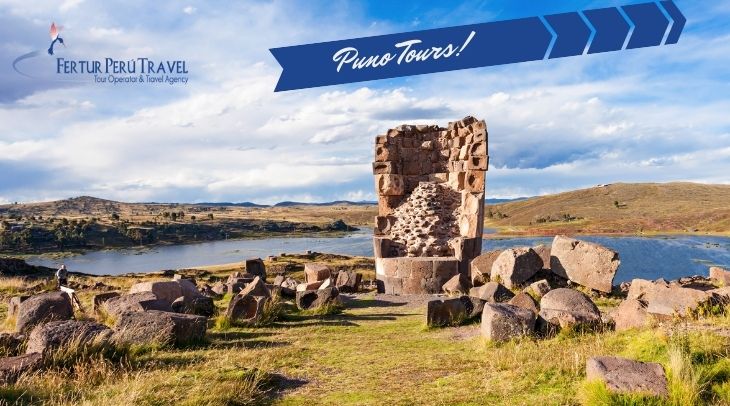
[485, 182, 730, 235]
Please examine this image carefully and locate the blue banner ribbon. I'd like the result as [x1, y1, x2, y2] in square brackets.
[270, 1, 684, 92]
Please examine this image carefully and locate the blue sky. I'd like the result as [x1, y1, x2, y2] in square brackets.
[0, 0, 728, 204]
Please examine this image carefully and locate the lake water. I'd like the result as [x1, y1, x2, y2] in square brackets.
[25, 230, 730, 283]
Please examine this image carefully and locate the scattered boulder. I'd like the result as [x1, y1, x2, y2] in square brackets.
[470, 250, 502, 287]
[538, 288, 601, 331]
[297, 281, 324, 292]
[245, 258, 267, 281]
[129, 281, 183, 305]
[295, 287, 339, 310]
[199, 284, 223, 300]
[26, 320, 111, 355]
[491, 247, 543, 289]
[550, 235, 620, 293]
[16, 292, 74, 334]
[586, 356, 668, 397]
[0, 353, 43, 385]
[226, 295, 268, 325]
[335, 271, 362, 293]
[481, 303, 536, 342]
[239, 276, 271, 299]
[304, 263, 332, 283]
[533, 244, 551, 270]
[508, 292, 539, 315]
[526, 279, 551, 299]
[7, 296, 29, 320]
[642, 284, 715, 319]
[101, 292, 172, 318]
[319, 278, 333, 291]
[627, 278, 660, 300]
[442, 274, 468, 295]
[211, 282, 227, 296]
[92, 292, 120, 313]
[112, 310, 207, 347]
[612, 299, 651, 331]
[710, 266, 730, 286]
[426, 298, 467, 328]
[469, 282, 514, 303]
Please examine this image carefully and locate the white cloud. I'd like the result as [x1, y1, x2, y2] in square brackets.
[183, 6, 196, 15]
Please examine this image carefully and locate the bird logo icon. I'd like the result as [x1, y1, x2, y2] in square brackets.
[47, 22, 65, 55]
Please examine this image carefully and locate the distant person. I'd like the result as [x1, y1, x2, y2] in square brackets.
[56, 264, 68, 288]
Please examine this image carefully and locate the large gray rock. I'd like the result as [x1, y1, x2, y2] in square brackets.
[491, 247, 543, 288]
[550, 235, 620, 293]
[538, 288, 601, 331]
[442, 274, 468, 296]
[426, 298, 467, 328]
[92, 292, 120, 313]
[112, 310, 207, 347]
[533, 244, 551, 270]
[296, 287, 339, 310]
[526, 279, 551, 299]
[16, 292, 74, 333]
[245, 258, 267, 281]
[481, 303, 536, 342]
[508, 292, 539, 315]
[101, 292, 172, 318]
[0, 353, 43, 385]
[586, 356, 668, 397]
[26, 320, 112, 354]
[239, 276, 271, 298]
[626, 278, 660, 300]
[611, 299, 651, 331]
[226, 295, 268, 325]
[172, 296, 216, 317]
[470, 250, 502, 287]
[469, 282, 514, 303]
[304, 263, 332, 283]
[710, 266, 730, 286]
[7, 296, 29, 320]
[129, 281, 183, 304]
[641, 284, 715, 319]
[335, 271, 362, 293]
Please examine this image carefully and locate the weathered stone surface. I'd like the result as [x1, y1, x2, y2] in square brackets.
[335, 271, 362, 293]
[626, 278, 660, 300]
[469, 282, 514, 303]
[491, 247, 543, 288]
[710, 266, 730, 286]
[16, 292, 74, 333]
[0, 353, 43, 384]
[176, 279, 202, 301]
[227, 295, 268, 325]
[199, 284, 223, 300]
[101, 292, 172, 318]
[7, 296, 29, 320]
[245, 258, 266, 281]
[26, 320, 111, 354]
[173, 296, 215, 317]
[481, 303, 536, 341]
[92, 292, 120, 313]
[426, 298, 467, 327]
[533, 244, 551, 270]
[129, 281, 183, 305]
[113, 311, 207, 346]
[297, 281, 324, 292]
[319, 278, 333, 290]
[442, 274, 467, 295]
[550, 235, 620, 293]
[0, 333, 24, 356]
[612, 299, 651, 331]
[211, 281, 226, 295]
[296, 287, 339, 310]
[586, 356, 668, 397]
[641, 284, 714, 318]
[239, 276, 271, 299]
[508, 292, 539, 314]
[526, 279, 551, 299]
[470, 250, 501, 287]
[304, 263, 332, 283]
[538, 288, 601, 330]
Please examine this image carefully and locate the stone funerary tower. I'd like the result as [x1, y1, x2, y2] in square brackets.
[372, 116, 488, 294]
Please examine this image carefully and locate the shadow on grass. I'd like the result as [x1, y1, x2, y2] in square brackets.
[255, 373, 309, 405]
[339, 296, 409, 309]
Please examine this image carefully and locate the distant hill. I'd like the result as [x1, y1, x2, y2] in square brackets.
[485, 182, 730, 235]
[273, 200, 376, 207]
[486, 197, 529, 204]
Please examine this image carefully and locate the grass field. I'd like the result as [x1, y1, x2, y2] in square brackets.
[486, 182, 730, 236]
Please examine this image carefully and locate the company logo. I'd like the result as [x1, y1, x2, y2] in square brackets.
[47, 22, 65, 55]
[12, 21, 190, 86]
